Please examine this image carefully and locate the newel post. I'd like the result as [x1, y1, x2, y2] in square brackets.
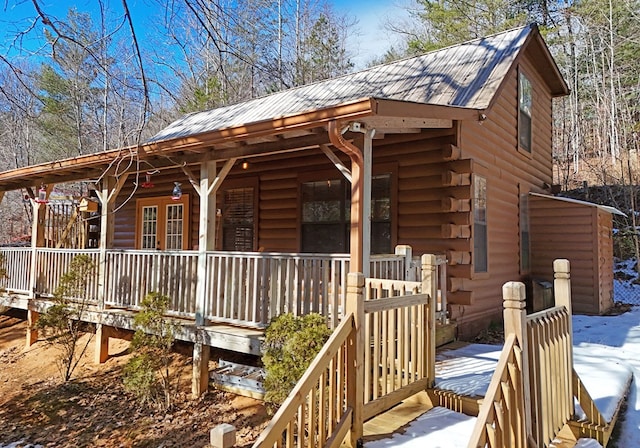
[502, 281, 532, 443]
[395, 245, 414, 281]
[554, 259, 573, 353]
[421, 254, 437, 386]
[345, 272, 364, 447]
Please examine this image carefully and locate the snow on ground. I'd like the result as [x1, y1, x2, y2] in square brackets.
[366, 305, 640, 447]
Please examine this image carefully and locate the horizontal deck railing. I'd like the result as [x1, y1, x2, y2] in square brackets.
[205, 251, 349, 328]
[34, 248, 100, 303]
[0, 247, 32, 294]
[105, 250, 199, 318]
[1, 245, 441, 329]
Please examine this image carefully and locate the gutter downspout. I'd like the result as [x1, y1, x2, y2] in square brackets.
[328, 120, 364, 274]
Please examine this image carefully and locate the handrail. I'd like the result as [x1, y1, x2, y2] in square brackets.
[467, 334, 526, 448]
[253, 313, 356, 448]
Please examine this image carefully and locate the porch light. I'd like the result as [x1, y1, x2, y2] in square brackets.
[241, 159, 249, 170]
[35, 185, 48, 204]
[171, 182, 182, 201]
[141, 172, 154, 188]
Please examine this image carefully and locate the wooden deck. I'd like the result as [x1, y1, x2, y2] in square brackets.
[0, 292, 264, 355]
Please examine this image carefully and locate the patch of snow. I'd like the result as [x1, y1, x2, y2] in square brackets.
[365, 407, 476, 448]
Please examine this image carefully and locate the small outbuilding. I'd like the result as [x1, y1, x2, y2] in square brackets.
[529, 192, 623, 314]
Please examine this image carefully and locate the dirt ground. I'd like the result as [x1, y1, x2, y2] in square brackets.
[0, 309, 269, 448]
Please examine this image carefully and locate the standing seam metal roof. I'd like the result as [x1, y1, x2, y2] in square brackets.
[148, 25, 534, 144]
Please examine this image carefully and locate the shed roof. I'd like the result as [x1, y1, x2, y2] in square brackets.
[149, 24, 567, 144]
[529, 193, 626, 216]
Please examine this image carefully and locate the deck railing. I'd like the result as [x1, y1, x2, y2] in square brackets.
[0, 247, 31, 294]
[0, 244, 443, 330]
[253, 313, 357, 448]
[468, 260, 606, 448]
[34, 248, 100, 303]
[105, 250, 199, 318]
[255, 255, 441, 447]
[205, 251, 349, 328]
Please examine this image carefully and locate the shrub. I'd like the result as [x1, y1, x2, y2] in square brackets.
[123, 291, 176, 411]
[36, 254, 95, 381]
[262, 313, 332, 406]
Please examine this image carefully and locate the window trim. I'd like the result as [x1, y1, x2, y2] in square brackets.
[518, 69, 533, 156]
[135, 194, 190, 250]
[472, 174, 488, 276]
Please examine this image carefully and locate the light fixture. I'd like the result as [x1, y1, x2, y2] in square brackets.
[35, 185, 48, 204]
[241, 159, 249, 170]
[141, 172, 155, 188]
[171, 182, 182, 201]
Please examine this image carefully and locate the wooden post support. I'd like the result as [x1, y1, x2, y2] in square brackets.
[26, 309, 39, 347]
[192, 341, 210, 398]
[421, 254, 437, 387]
[29, 199, 47, 298]
[362, 130, 374, 278]
[345, 272, 364, 447]
[502, 281, 532, 442]
[95, 323, 110, 364]
[395, 245, 414, 281]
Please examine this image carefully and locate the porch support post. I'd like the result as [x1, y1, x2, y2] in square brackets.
[328, 121, 364, 273]
[502, 281, 532, 443]
[361, 129, 374, 277]
[26, 186, 49, 347]
[94, 173, 127, 363]
[26, 309, 39, 348]
[346, 272, 365, 447]
[192, 159, 234, 398]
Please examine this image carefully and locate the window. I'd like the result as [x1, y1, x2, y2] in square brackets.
[301, 174, 392, 254]
[519, 71, 532, 152]
[222, 187, 255, 251]
[136, 195, 189, 250]
[520, 191, 530, 273]
[473, 176, 488, 273]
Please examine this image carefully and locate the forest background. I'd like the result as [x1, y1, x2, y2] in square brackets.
[0, 0, 638, 244]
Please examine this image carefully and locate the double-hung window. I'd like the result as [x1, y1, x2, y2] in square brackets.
[519, 71, 532, 152]
[473, 175, 488, 273]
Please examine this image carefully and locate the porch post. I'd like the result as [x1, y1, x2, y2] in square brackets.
[94, 173, 127, 363]
[192, 160, 217, 398]
[346, 272, 365, 447]
[26, 187, 48, 347]
[362, 129, 374, 277]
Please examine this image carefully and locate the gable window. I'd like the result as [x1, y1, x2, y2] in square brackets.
[301, 174, 392, 254]
[473, 175, 488, 273]
[519, 71, 532, 152]
[222, 186, 255, 251]
[136, 195, 189, 250]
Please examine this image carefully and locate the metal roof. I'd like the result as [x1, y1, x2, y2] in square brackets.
[149, 24, 550, 144]
[529, 193, 626, 216]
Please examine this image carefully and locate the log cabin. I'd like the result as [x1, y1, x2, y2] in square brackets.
[0, 24, 618, 395]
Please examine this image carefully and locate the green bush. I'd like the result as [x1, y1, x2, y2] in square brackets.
[262, 313, 332, 406]
[123, 292, 176, 411]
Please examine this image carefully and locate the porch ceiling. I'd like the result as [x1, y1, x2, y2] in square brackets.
[0, 98, 466, 192]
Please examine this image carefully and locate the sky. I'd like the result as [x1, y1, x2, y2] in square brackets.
[0, 0, 411, 69]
